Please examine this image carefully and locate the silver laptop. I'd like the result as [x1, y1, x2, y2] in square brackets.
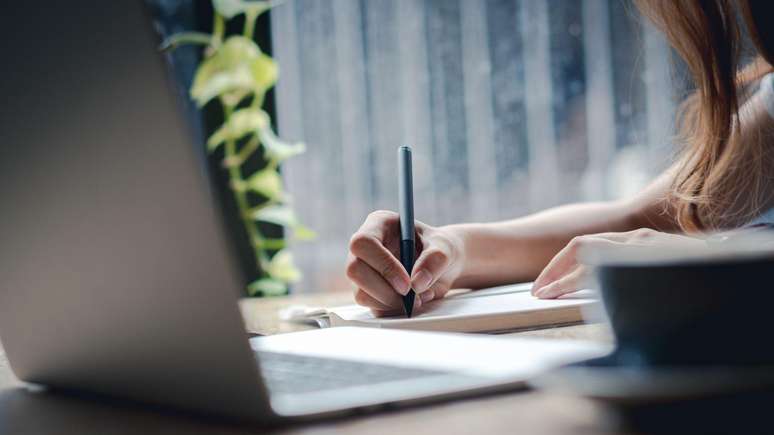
[0, 1, 607, 423]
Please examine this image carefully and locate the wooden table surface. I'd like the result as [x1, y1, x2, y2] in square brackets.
[0, 291, 627, 435]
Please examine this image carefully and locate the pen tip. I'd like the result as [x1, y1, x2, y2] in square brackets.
[404, 290, 415, 318]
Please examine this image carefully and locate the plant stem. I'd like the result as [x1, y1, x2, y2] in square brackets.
[222, 104, 270, 269]
[212, 13, 225, 46]
[159, 32, 213, 52]
[222, 135, 260, 168]
[244, 10, 258, 40]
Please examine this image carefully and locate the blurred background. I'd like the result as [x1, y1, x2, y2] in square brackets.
[269, 0, 689, 294]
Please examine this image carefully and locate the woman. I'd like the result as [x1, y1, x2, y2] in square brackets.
[345, 0, 774, 316]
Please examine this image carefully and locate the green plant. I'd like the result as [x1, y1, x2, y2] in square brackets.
[163, 0, 313, 296]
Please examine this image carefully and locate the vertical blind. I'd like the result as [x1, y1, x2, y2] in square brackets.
[270, 0, 686, 293]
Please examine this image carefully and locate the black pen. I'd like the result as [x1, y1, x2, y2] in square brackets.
[398, 146, 416, 318]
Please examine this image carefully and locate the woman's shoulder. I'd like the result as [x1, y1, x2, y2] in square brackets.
[758, 72, 774, 118]
[749, 206, 774, 226]
[756, 73, 774, 226]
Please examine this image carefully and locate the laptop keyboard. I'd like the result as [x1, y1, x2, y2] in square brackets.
[256, 351, 446, 395]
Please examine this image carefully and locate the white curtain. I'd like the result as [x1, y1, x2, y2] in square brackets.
[270, 0, 685, 293]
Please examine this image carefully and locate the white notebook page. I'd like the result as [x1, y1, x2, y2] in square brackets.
[329, 283, 597, 326]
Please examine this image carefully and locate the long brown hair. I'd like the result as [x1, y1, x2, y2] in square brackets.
[636, 0, 774, 231]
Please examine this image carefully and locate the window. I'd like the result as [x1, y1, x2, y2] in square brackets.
[270, 0, 686, 293]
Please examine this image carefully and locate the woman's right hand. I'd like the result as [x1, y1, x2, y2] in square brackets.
[346, 210, 466, 316]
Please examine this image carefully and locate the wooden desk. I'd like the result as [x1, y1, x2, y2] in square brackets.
[0, 292, 624, 435]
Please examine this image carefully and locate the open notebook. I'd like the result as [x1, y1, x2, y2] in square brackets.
[287, 283, 598, 333]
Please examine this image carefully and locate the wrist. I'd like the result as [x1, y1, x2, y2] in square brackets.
[441, 223, 479, 288]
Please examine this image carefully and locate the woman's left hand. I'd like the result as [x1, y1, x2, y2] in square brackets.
[531, 228, 703, 299]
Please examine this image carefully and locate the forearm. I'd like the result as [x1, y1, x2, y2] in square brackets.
[446, 200, 639, 288]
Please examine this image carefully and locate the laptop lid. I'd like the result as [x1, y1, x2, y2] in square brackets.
[0, 1, 272, 420]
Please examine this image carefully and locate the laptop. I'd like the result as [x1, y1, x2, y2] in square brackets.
[0, 1, 608, 423]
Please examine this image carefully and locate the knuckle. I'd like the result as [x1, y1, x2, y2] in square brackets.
[425, 248, 449, 266]
[345, 258, 362, 281]
[348, 233, 376, 255]
[367, 210, 397, 222]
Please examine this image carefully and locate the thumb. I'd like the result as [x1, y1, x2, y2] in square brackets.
[410, 247, 450, 294]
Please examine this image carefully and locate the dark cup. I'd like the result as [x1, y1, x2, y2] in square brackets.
[595, 255, 774, 367]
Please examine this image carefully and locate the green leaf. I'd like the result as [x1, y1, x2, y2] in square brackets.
[245, 168, 283, 200]
[250, 204, 298, 227]
[213, 0, 273, 19]
[292, 225, 317, 241]
[247, 277, 287, 296]
[265, 249, 302, 283]
[207, 108, 268, 152]
[251, 204, 317, 241]
[250, 204, 316, 241]
[258, 124, 305, 162]
[190, 38, 255, 106]
[246, 250, 301, 295]
[250, 53, 278, 94]
[213, 0, 246, 18]
[190, 36, 276, 107]
[259, 238, 287, 250]
[159, 32, 213, 52]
